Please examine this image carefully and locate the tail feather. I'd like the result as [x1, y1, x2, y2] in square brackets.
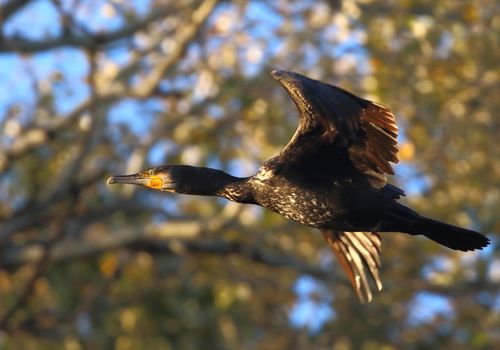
[322, 230, 382, 303]
[411, 216, 490, 252]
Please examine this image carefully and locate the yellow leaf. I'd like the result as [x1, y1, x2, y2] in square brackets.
[99, 253, 118, 278]
[399, 142, 415, 161]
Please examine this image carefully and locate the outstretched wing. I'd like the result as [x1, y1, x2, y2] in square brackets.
[321, 230, 383, 303]
[347, 101, 399, 188]
[274, 71, 398, 188]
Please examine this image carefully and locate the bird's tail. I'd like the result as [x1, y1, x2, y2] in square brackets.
[407, 216, 490, 252]
[321, 230, 383, 303]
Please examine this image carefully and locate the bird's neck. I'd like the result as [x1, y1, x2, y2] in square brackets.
[173, 166, 254, 203]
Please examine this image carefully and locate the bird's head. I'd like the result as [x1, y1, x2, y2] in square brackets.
[107, 165, 242, 197]
[107, 166, 179, 192]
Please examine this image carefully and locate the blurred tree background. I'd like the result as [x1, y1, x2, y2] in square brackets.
[0, 0, 498, 349]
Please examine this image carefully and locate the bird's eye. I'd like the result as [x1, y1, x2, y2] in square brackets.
[148, 169, 155, 176]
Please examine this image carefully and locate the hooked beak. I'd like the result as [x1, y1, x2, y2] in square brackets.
[107, 173, 163, 189]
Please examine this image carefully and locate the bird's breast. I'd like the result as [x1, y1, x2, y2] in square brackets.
[253, 180, 345, 228]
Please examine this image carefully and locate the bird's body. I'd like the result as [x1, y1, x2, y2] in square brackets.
[108, 70, 490, 302]
[248, 157, 383, 231]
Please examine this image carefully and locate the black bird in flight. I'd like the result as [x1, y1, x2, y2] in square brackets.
[108, 70, 489, 302]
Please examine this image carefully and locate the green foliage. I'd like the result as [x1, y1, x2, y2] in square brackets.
[0, 0, 498, 348]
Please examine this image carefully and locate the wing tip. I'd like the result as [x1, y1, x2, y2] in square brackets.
[322, 231, 383, 303]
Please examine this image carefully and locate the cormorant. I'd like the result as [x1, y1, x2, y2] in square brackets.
[108, 70, 489, 302]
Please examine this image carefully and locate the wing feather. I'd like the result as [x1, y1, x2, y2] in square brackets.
[339, 234, 373, 302]
[321, 231, 363, 299]
[343, 233, 383, 292]
[321, 230, 383, 303]
[274, 71, 399, 188]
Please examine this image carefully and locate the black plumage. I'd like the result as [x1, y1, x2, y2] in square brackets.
[108, 70, 490, 302]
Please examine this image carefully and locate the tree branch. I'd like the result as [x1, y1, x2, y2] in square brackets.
[0, 5, 172, 53]
[1, 202, 243, 267]
[0, 0, 35, 23]
[0, 194, 79, 331]
[0, 0, 217, 170]
[128, 0, 218, 98]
